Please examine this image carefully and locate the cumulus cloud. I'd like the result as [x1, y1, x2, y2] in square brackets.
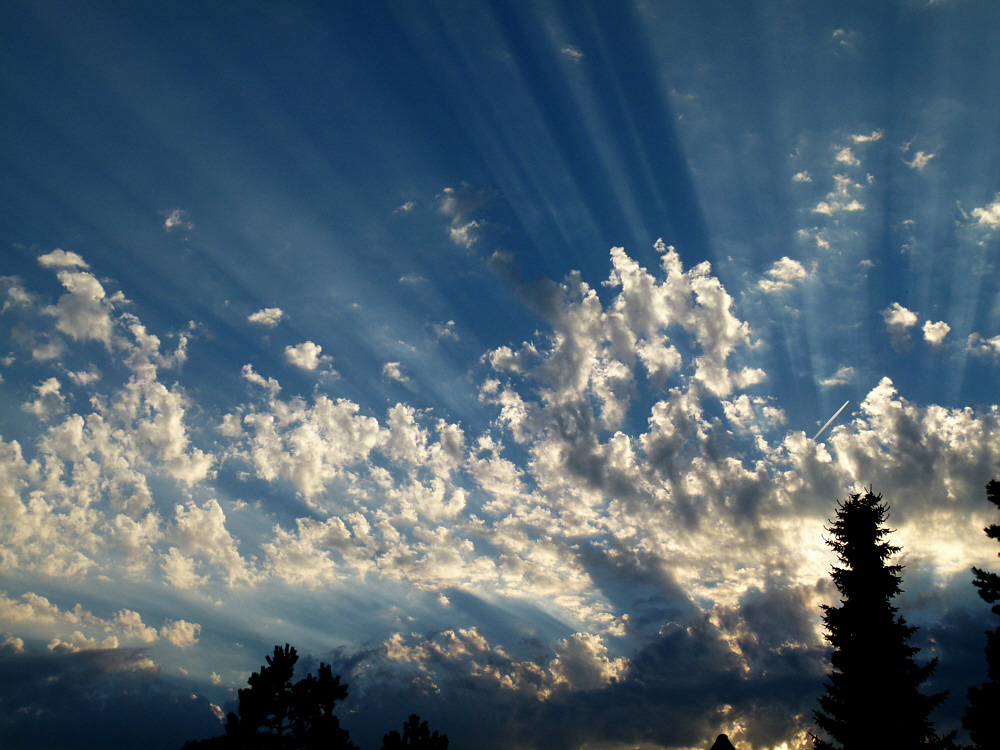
[812, 174, 865, 215]
[791, 171, 812, 183]
[834, 147, 859, 166]
[907, 151, 935, 170]
[383, 362, 410, 383]
[247, 307, 285, 327]
[433, 320, 459, 341]
[164, 209, 193, 230]
[22, 377, 66, 418]
[37, 249, 89, 268]
[437, 186, 488, 249]
[968, 332, 1000, 358]
[972, 194, 1000, 229]
[922, 320, 950, 347]
[758, 257, 809, 294]
[160, 619, 201, 648]
[42, 270, 115, 346]
[284, 341, 331, 371]
[881, 302, 919, 350]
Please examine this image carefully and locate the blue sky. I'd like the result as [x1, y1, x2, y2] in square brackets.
[2, 1, 1000, 748]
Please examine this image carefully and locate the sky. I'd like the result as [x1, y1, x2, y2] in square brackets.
[2, 1, 1000, 748]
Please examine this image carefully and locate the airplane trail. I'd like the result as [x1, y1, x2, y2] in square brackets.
[813, 401, 850, 441]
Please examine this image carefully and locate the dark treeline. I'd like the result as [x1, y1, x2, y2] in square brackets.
[181, 644, 447, 750]
[183, 483, 1000, 750]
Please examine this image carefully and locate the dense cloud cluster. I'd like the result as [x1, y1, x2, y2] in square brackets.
[2, 238, 1000, 749]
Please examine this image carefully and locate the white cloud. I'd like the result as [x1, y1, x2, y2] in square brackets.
[383, 362, 410, 383]
[438, 186, 487, 249]
[561, 45, 584, 62]
[247, 307, 285, 327]
[850, 130, 883, 143]
[881, 302, 919, 350]
[114, 610, 160, 643]
[834, 147, 859, 166]
[169, 500, 253, 587]
[22, 377, 66, 418]
[907, 151, 935, 170]
[48, 631, 119, 653]
[972, 195, 1000, 229]
[66, 366, 101, 386]
[758, 257, 809, 294]
[37, 249, 89, 269]
[284, 341, 330, 371]
[812, 174, 865, 215]
[396, 201, 416, 213]
[160, 619, 201, 648]
[791, 171, 812, 183]
[433, 320, 459, 341]
[240, 391, 383, 499]
[42, 270, 115, 345]
[548, 633, 627, 690]
[968, 332, 1000, 358]
[449, 221, 480, 249]
[922, 320, 950, 347]
[819, 366, 856, 388]
[164, 209, 193, 230]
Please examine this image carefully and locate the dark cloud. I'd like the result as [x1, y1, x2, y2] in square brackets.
[0, 645, 221, 750]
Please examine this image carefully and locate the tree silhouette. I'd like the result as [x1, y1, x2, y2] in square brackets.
[381, 715, 448, 750]
[813, 490, 953, 749]
[183, 644, 355, 749]
[963, 479, 1000, 748]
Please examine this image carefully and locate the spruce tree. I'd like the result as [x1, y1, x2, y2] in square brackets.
[813, 490, 953, 749]
[963, 479, 1000, 749]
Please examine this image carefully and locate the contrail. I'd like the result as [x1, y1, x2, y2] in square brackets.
[813, 401, 850, 441]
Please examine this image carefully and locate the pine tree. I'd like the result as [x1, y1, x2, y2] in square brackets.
[813, 490, 953, 750]
[183, 644, 355, 749]
[381, 715, 449, 750]
[963, 479, 1000, 749]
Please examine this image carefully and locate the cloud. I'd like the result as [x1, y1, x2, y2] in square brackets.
[433, 320, 459, 341]
[812, 175, 865, 215]
[907, 151, 935, 170]
[834, 147, 859, 166]
[791, 171, 812, 183]
[561, 45, 584, 62]
[968, 332, 1000, 358]
[881, 302, 919, 350]
[437, 186, 488, 249]
[284, 341, 331, 371]
[22, 377, 66, 418]
[819, 366, 856, 388]
[383, 361, 410, 383]
[167, 500, 254, 587]
[42, 270, 115, 346]
[972, 194, 1000, 229]
[396, 201, 416, 213]
[247, 307, 285, 327]
[164, 209, 193, 230]
[758, 257, 809, 294]
[160, 620, 201, 648]
[922, 320, 950, 347]
[37, 249, 89, 269]
[850, 130, 883, 143]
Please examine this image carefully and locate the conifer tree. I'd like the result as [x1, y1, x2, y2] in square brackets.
[183, 644, 355, 749]
[813, 490, 953, 749]
[963, 479, 1000, 749]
